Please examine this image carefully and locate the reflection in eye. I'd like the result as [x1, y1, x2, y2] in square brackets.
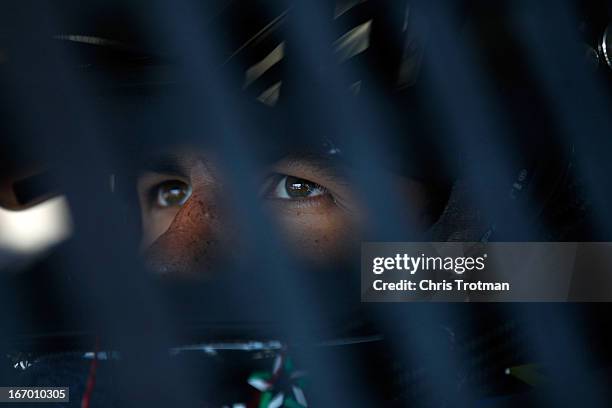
[155, 180, 192, 208]
[270, 175, 328, 199]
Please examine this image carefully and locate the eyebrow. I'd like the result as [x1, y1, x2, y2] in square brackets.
[282, 152, 345, 170]
[140, 154, 189, 177]
[140, 149, 349, 184]
[278, 153, 350, 184]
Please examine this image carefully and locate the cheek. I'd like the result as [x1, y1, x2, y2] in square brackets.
[144, 197, 226, 278]
[271, 205, 360, 263]
[140, 209, 179, 249]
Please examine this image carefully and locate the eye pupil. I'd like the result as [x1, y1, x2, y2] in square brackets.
[157, 181, 191, 207]
[285, 176, 315, 198]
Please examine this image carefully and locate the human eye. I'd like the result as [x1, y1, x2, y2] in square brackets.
[151, 179, 192, 208]
[268, 175, 329, 200]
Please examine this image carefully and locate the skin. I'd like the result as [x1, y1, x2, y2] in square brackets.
[137, 148, 441, 279]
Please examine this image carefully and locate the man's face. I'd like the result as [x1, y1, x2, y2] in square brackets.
[137, 146, 439, 278]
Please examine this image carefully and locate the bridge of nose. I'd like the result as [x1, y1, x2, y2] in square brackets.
[145, 191, 223, 277]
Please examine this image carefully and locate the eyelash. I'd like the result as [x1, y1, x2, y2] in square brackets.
[148, 174, 332, 209]
[268, 175, 328, 200]
[149, 180, 192, 208]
